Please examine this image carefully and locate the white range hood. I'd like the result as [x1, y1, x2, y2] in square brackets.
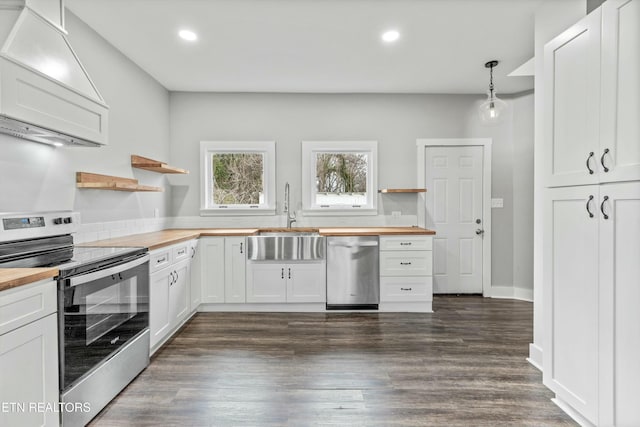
[0, 0, 108, 147]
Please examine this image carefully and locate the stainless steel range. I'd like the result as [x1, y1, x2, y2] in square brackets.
[0, 211, 150, 427]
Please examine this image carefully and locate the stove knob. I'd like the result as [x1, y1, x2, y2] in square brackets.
[63, 217, 73, 224]
[53, 218, 63, 225]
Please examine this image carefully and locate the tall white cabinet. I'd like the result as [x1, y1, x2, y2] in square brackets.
[543, 1, 640, 425]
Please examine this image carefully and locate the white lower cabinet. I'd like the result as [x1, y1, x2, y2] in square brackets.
[247, 262, 326, 303]
[150, 267, 171, 349]
[246, 263, 286, 303]
[149, 240, 196, 354]
[200, 237, 225, 303]
[380, 276, 433, 302]
[0, 280, 59, 427]
[224, 237, 246, 303]
[379, 235, 433, 311]
[200, 237, 247, 304]
[286, 263, 326, 303]
[189, 239, 201, 312]
[544, 182, 640, 426]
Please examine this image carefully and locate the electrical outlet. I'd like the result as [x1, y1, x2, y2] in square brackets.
[491, 198, 504, 208]
[391, 211, 401, 218]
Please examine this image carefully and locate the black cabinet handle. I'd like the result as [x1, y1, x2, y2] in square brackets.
[586, 195, 594, 218]
[169, 271, 175, 286]
[240, 242, 243, 254]
[586, 152, 595, 174]
[400, 287, 412, 291]
[400, 242, 412, 246]
[600, 148, 610, 173]
[191, 247, 196, 258]
[288, 268, 291, 279]
[175, 270, 179, 282]
[400, 262, 412, 266]
[600, 196, 609, 220]
[281, 268, 284, 279]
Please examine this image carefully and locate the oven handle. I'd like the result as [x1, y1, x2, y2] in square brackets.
[67, 255, 150, 288]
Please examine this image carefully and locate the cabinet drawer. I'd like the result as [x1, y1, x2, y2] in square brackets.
[0, 279, 56, 336]
[380, 236, 432, 251]
[380, 251, 432, 276]
[173, 243, 190, 262]
[150, 249, 172, 272]
[380, 276, 432, 302]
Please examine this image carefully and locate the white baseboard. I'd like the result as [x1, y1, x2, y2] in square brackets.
[490, 286, 533, 302]
[527, 343, 543, 371]
[552, 397, 596, 427]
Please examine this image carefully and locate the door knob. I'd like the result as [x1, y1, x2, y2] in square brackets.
[475, 229, 484, 235]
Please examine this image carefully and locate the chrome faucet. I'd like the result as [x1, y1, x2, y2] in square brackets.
[284, 182, 297, 228]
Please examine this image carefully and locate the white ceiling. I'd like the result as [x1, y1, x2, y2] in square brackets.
[65, 0, 541, 94]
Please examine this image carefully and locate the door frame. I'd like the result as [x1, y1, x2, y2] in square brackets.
[416, 138, 492, 297]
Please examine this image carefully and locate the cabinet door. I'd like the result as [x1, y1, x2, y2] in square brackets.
[150, 268, 171, 350]
[170, 260, 190, 327]
[287, 262, 326, 303]
[224, 237, 246, 303]
[543, 186, 599, 424]
[189, 240, 201, 312]
[544, 10, 601, 187]
[600, 0, 640, 183]
[200, 237, 225, 303]
[0, 313, 59, 427]
[246, 263, 286, 303]
[598, 182, 640, 426]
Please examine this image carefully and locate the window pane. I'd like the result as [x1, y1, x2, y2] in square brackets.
[315, 153, 367, 205]
[211, 153, 264, 205]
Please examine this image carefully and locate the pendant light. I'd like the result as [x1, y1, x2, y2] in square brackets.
[478, 60, 508, 125]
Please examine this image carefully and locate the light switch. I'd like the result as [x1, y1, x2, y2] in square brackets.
[391, 211, 401, 218]
[491, 198, 504, 208]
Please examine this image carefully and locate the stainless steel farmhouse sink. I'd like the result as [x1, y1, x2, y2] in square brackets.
[247, 232, 325, 261]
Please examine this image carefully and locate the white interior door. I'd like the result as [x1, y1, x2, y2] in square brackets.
[425, 146, 483, 294]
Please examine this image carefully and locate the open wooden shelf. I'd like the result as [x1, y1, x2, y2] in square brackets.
[76, 172, 163, 192]
[378, 188, 427, 193]
[131, 154, 189, 174]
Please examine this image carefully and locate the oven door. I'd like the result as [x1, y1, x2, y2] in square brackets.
[59, 255, 149, 391]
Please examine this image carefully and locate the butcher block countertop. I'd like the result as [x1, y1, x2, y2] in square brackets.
[2, 227, 434, 291]
[79, 227, 435, 250]
[319, 227, 435, 236]
[0, 268, 59, 292]
[78, 229, 259, 251]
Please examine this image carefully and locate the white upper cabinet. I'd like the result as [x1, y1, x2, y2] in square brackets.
[600, 0, 640, 184]
[545, 2, 640, 187]
[544, 9, 601, 187]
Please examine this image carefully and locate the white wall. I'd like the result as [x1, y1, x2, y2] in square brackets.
[169, 91, 533, 295]
[0, 11, 171, 224]
[530, 0, 586, 370]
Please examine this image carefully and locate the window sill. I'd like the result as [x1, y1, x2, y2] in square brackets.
[200, 209, 276, 216]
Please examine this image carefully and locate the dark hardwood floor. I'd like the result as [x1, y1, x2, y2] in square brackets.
[90, 296, 576, 426]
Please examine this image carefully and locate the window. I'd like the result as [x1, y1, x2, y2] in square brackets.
[200, 141, 275, 215]
[301, 141, 378, 215]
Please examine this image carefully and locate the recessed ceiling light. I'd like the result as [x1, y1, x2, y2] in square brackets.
[381, 30, 400, 43]
[52, 142, 64, 147]
[178, 29, 198, 42]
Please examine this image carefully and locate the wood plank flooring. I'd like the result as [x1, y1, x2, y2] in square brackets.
[90, 296, 575, 426]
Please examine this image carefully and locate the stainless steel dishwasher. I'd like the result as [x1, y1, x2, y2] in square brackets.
[326, 236, 379, 310]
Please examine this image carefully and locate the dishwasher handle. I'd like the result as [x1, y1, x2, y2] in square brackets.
[328, 241, 379, 248]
